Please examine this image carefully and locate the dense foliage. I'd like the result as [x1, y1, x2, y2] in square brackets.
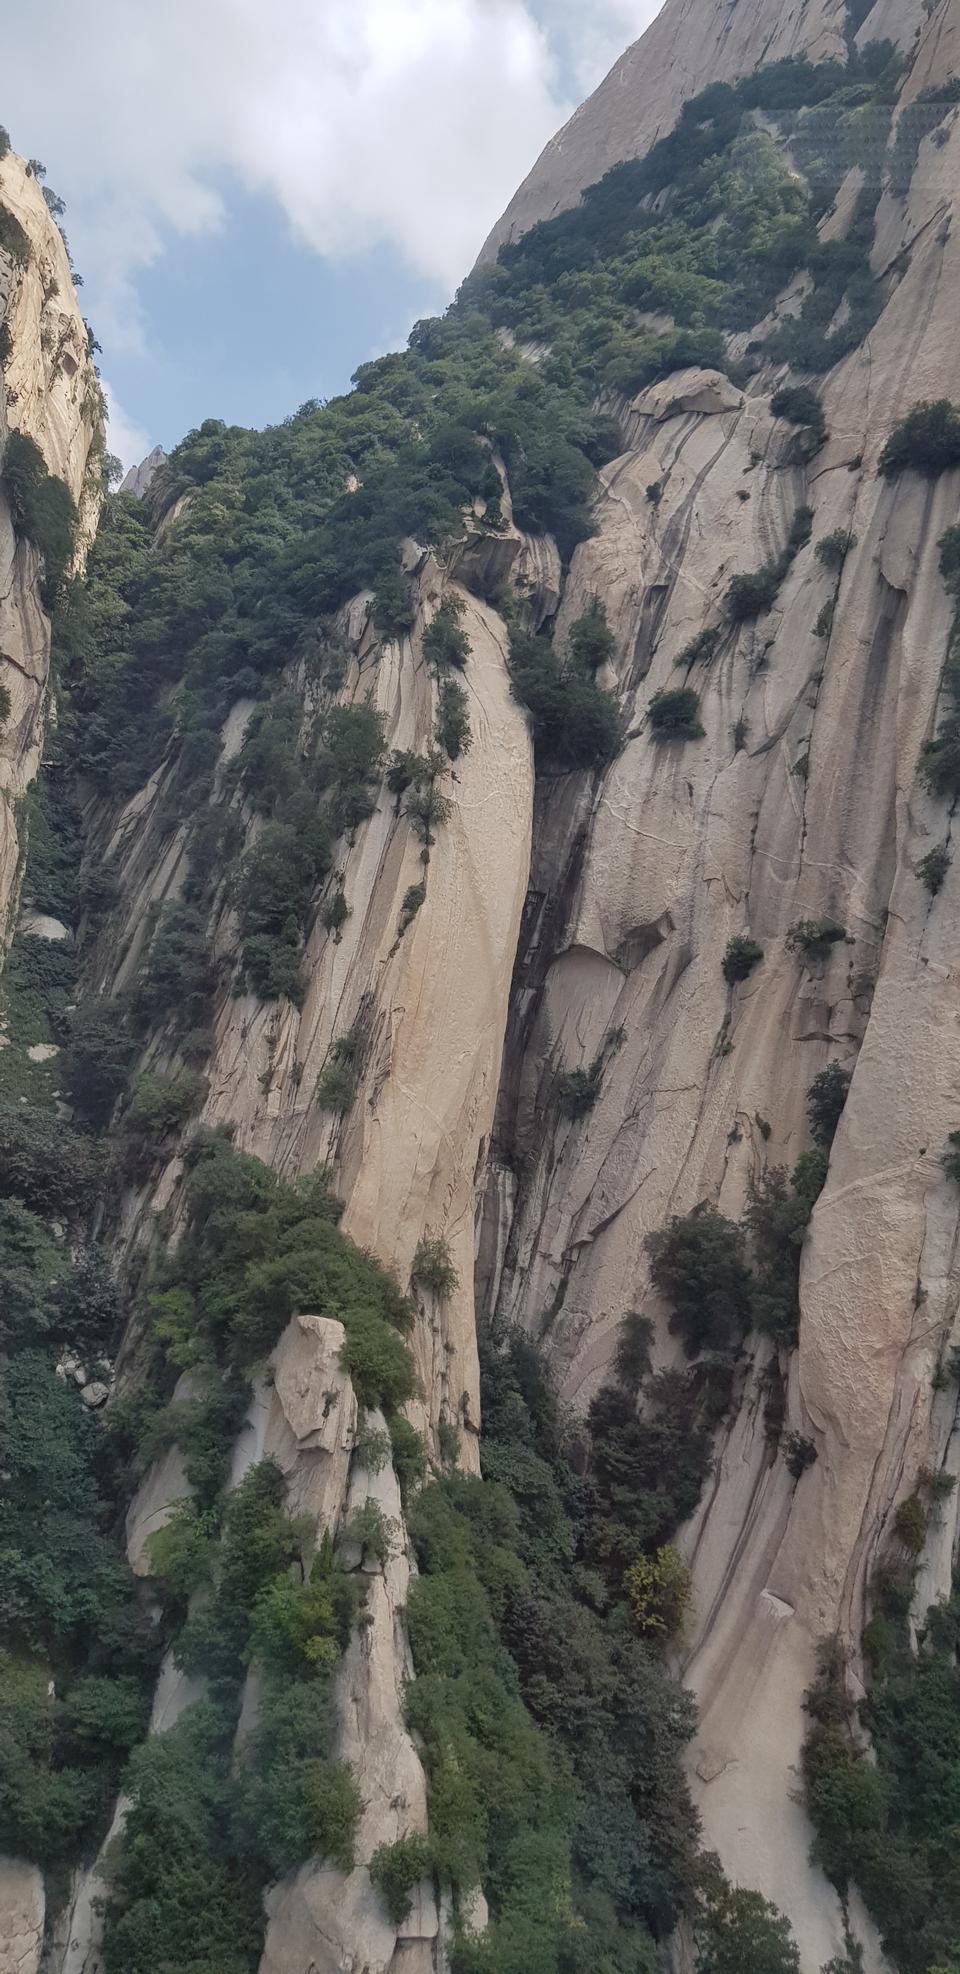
[879, 401, 960, 479]
[407, 1330, 699, 1973]
[0, 41, 926, 1967]
[804, 1590, 960, 1974]
[103, 1469, 361, 1973]
[2, 429, 78, 606]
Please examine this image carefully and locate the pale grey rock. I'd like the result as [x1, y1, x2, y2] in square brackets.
[19, 912, 71, 942]
[79, 1382, 109, 1409]
[120, 445, 166, 499]
[0, 1858, 44, 1974]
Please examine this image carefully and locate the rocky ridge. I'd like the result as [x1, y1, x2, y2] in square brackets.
[6, 5, 960, 1971]
[0, 148, 100, 949]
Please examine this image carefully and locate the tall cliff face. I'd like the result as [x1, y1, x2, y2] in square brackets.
[479, 0, 924, 261]
[0, 150, 102, 1974]
[7, 12, 960, 1974]
[0, 148, 100, 948]
[476, 2, 960, 1966]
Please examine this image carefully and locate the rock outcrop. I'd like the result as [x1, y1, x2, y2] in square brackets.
[0, 146, 101, 1965]
[0, 1858, 44, 1974]
[14, 5, 960, 1968]
[67, 541, 533, 1974]
[0, 149, 100, 946]
[119, 444, 166, 499]
[474, 7, 960, 1963]
[479, 0, 925, 263]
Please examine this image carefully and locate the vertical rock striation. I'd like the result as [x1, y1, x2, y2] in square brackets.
[0, 146, 100, 1972]
[477, 4, 960, 1964]
[0, 149, 100, 949]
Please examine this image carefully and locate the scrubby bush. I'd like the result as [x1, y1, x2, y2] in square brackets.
[745, 1158, 824, 1348]
[436, 675, 472, 759]
[646, 1204, 753, 1356]
[918, 843, 950, 895]
[727, 508, 812, 622]
[771, 383, 825, 431]
[771, 383, 827, 456]
[722, 935, 763, 983]
[343, 1498, 395, 1568]
[816, 529, 855, 571]
[423, 594, 470, 671]
[648, 686, 704, 740]
[569, 596, 616, 673]
[142, 1135, 416, 1412]
[0, 1103, 102, 1217]
[784, 1432, 817, 1478]
[920, 705, 960, 801]
[314, 1013, 367, 1114]
[0, 202, 31, 266]
[557, 1057, 603, 1117]
[233, 813, 331, 1002]
[943, 1130, 960, 1183]
[324, 702, 386, 835]
[236, 1686, 361, 1879]
[124, 1071, 208, 1156]
[696, 1880, 800, 1974]
[806, 1060, 850, 1149]
[405, 777, 452, 849]
[2, 431, 77, 605]
[412, 1234, 458, 1299]
[60, 998, 137, 1129]
[140, 903, 215, 1026]
[508, 623, 619, 771]
[373, 566, 416, 640]
[398, 881, 426, 935]
[879, 400, 960, 478]
[675, 627, 721, 669]
[321, 884, 349, 940]
[390, 1416, 427, 1497]
[785, 917, 846, 959]
[727, 566, 782, 621]
[624, 1543, 691, 1636]
[370, 1833, 433, 1923]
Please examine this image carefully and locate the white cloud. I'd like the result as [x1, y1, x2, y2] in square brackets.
[3, 0, 663, 358]
[101, 379, 152, 475]
[531, 0, 663, 92]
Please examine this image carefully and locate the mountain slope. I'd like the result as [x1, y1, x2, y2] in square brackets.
[4, 13, 960, 1974]
[478, 0, 926, 262]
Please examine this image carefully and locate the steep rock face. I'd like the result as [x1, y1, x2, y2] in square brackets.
[0, 151, 100, 1972]
[0, 150, 100, 948]
[119, 444, 166, 498]
[61, 548, 533, 1974]
[477, 17, 960, 1967]
[479, 0, 925, 262]
[98, 552, 534, 1470]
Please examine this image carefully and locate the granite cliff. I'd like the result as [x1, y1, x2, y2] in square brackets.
[3, 4, 960, 1972]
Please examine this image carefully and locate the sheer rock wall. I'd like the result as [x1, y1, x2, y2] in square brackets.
[0, 149, 100, 949]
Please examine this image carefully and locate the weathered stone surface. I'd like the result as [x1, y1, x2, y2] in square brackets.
[0, 1858, 43, 1974]
[124, 1373, 195, 1575]
[264, 1313, 358, 1528]
[120, 445, 166, 499]
[478, 0, 923, 262]
[0, 149, 100, 952]
[19, 913, 71, 942]
[260, 1863, 397, 1974]
[474, 15, 960, 1961]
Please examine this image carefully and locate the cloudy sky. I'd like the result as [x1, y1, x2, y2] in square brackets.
[3, 0, 661, 466]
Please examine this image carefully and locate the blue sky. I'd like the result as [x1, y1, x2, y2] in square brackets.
[3, 0, 660, 468]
